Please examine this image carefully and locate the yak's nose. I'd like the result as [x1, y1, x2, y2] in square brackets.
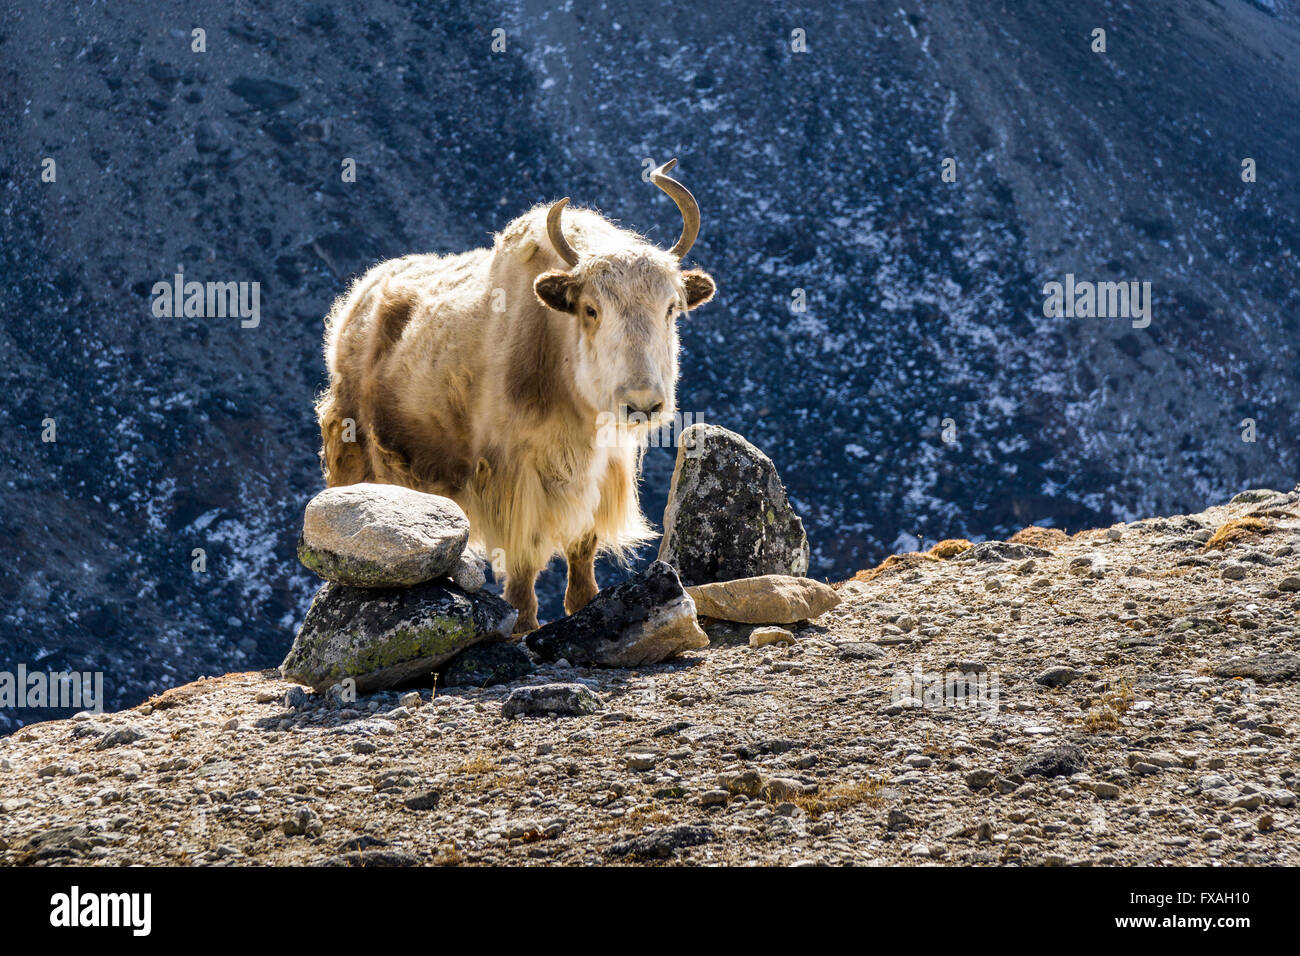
[619, 387, 665, 420]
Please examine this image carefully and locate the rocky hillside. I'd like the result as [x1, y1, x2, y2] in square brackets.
[1, 487, 1296, 866]
[2, 0, 1299, 724]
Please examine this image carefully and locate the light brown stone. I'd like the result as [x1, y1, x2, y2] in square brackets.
[686, 574, 839, 624]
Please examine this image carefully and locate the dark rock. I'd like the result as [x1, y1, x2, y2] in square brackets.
[658, 424, 809, 586]
[606, 824, 715, 860]
[228, 76, 300, 109]
[439, 642, 533, 688]
[1213, 653, 1300, 684]
[526, 561, 708, 667]
[501, 683, 604, 718]
[954, 541, 1053, 563]
[1018, 744, 1086, 778]
[1035, 666, 1081, 688]
[403, 789, 441, 811]
[698, 618, 758, 645]
[279, 581, 516, 693]
[94, 727, 146, 749]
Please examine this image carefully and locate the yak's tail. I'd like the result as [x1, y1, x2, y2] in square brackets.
[315, 385, 370, 487]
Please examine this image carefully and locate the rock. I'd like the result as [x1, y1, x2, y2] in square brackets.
[283, 806, 323, 837]
[749, 626, 796, 648]
[1277, 575, 1300, 593]
[403, 790, 441, 811]
[1229, 488, 1288, 505]
[1213, 653, 1300, 684]
[1018, 744, 1086, 778]
[657, 423, 809, 585]
[888, 809, 915, 830]
[953, 541, 1053, 563]
[965, 769, 998, 789]
[685, 574, 839, 624]
[450, 551, 486, 593]
[228, 76, 301, 109]
[607, 825, 715, 860]
[94, 727, 146, 750]
[283, 686, 310, 710]
[280, 580, 516, 693]
[439, 642, 532, 688]
[501, 683, 604, 718]
[837, 642, 885, 660]
[1035, 666, 1081, 688]
[697, 618, 759, 645]
[1220, 563, 1248, 580]
[1093, 782, 1120, 799]
[297, 483, 470, 587]
[525, 561, 708, 667]
[717, 770, 765, 797]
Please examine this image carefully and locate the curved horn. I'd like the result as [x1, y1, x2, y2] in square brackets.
[650, 158, 700, 260]
[545, 197, 580, 268]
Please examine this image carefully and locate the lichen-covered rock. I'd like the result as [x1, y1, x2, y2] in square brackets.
[439, 641, 533, 688]
[658, 424, 809, 586]
[280, 580, 516, 693]
[526, 561, 708, 667]
[686, 574, 839, 624]
[502, 683, 604, 718]
[297, 483, 470, 587]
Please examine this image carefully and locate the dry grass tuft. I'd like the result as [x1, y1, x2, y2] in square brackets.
[455, 755, 498, 775]
[1083, 675, 1135, 734]
[1008, 525, 1070, 548]
[1203, 517, 1272, 551]
[927, 538, 974, 559]
[791, 778, 886, 818]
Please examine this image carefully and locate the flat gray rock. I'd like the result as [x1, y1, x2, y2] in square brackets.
[658, 424, 809, 586]
[298, 483, 470, 587]
[502, 683, 604, 718]
[280, 580, 516, 693]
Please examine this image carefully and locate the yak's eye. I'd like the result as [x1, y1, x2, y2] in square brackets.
[666, 305, 676, 321]
[585, 305, 598, 319]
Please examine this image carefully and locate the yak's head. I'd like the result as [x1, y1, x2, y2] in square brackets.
[533, 160, 715, 430]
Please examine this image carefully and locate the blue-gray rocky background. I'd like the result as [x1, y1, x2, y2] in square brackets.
[2, 0, 1298, 727]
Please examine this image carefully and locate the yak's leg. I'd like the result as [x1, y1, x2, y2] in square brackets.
[505, 563, 540, 635]
[563, 532, 599, 616]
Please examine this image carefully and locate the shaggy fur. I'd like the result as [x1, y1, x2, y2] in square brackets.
[316, 204, 715, 631]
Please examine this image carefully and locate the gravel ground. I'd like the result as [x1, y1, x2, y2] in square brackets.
[2, 488, 1297, 867]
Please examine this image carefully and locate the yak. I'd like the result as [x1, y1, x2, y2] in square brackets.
[315, 160, 716, 631]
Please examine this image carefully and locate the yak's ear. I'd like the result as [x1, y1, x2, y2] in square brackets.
[681, 269, 716, 310]
[534, 270, 581, 314]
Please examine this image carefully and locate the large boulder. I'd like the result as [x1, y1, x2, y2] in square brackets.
[280, 580, 516, 693]
[658, 424, 809, 586]
[526, 561, 708, 667]
[297, 483, 470, 587]
[686, 574, 839, 625]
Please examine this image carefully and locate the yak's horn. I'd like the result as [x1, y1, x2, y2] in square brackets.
[650, 158, 700, 260]
[545, 197, 580, 267]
